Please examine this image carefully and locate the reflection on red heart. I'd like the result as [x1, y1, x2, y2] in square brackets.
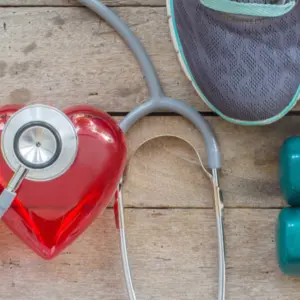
[0, 105, 126, 259]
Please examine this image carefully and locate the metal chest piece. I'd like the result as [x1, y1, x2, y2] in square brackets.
[1, 104, 78, 182]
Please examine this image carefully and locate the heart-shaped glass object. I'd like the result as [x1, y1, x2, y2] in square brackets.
[0, 105, 126, 259]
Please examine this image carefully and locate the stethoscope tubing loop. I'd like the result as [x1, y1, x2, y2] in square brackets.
[120, 97, 220, 169]
[78, 1, 224, 299]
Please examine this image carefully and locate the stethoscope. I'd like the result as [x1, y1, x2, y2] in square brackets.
[0, 0, 225, 299]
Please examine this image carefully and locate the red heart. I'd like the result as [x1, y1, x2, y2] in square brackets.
[0, 105, 126, 259]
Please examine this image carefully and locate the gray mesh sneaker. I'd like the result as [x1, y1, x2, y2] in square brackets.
[167, 0, 300, 125]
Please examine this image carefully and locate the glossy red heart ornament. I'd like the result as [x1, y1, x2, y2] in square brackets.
[0, 105, 126, 259]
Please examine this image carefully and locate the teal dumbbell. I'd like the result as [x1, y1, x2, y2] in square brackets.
[277, 208, 300, 275]
[279, 137, 300, 206]
[277, 137, 300, 275]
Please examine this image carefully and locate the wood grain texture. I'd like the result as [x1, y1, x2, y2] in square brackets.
[0, 209, 298, 300]
[0, 0, 164, 6]
[0, 7, 195, 112]
[0, 3, 297, 300]
[117, 115, 297, 209]
[3, 6, 296, 114]
[0, 115, 289, 209]
[1, 6, 299, 114]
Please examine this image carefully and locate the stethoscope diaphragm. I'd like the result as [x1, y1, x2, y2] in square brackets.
[1, 104, 78, 182]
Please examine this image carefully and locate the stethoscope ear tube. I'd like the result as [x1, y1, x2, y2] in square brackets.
[116, 136, 225, 300]
[78, 0, 224, 299]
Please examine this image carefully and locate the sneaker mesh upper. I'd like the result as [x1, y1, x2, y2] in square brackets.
[173, 0, 300, 121]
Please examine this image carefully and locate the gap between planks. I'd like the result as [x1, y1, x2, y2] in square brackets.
[0, 115, 291, 209]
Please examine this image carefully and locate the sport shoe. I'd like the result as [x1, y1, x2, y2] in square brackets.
[167, 0, 300, 125]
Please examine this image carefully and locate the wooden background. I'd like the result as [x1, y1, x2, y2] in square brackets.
[0, 1, 300, 299]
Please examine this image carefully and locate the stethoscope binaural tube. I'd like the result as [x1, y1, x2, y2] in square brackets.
[79, 1, 225, 300]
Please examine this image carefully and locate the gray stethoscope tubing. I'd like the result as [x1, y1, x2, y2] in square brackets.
[79, 0, 219, 168]
[79, 1, 225, 300]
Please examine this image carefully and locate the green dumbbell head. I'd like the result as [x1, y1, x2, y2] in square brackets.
[277, 208, 300, 276]
[279, 137, 300, 206]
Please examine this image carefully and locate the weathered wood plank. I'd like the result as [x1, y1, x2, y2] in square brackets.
[0, 209, 296, 300]
[3, 7, 297, 113]
[0, 115, 290, 209]
[1, 7, 184, 111]
[0, 0, 164, 6]
[120, 115, 294, 208]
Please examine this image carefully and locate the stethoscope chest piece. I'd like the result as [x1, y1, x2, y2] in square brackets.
[0, 103, 127, 259]
[1, 104, 78, 181]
